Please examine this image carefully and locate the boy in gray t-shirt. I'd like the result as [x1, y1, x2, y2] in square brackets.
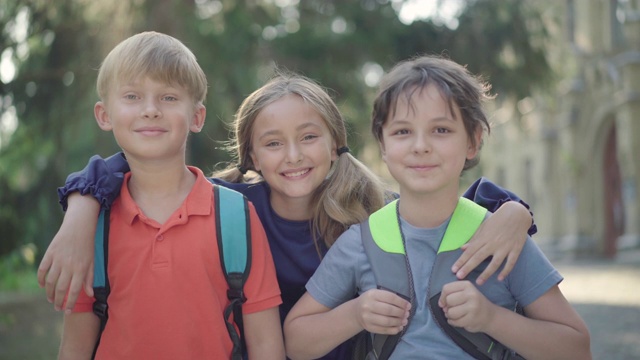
[284, 56, 591, 359]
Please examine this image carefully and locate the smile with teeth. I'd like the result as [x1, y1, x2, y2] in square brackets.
[283, 168, 311, 178]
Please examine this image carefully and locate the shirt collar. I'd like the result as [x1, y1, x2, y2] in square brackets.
[118, 166, 213, 225]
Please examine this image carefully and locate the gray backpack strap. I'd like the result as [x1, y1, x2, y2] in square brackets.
[360, 200, 417, 360]
[360, 219, 407, 360]
[361, 219, 410, 300]
[426, 199, 525, 360]
[362, 197, 525, 360]
[427, 250, 525, 360]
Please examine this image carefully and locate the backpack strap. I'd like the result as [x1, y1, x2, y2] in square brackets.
[360, 200, 414, 359]
[90, 184, 253, 360]
[361, 197, 523, 360]
[92, 208, 111, 360]
[427, 198, 525, 360]
[215, 185, 252, 360]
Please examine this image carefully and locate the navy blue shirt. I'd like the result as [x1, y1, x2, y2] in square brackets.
[58, 152, 536, 359]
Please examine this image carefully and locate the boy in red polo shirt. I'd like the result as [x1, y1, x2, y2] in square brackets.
[57, 31, 284, 360]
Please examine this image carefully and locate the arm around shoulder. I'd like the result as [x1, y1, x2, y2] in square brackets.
[58, 152, 128, 211]
[454, 198, 534, 284]
[38, 193, 101, 312]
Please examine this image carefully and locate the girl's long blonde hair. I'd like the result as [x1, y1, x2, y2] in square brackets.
[214, 72, 387, 252]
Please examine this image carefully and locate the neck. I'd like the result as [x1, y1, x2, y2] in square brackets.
[126, 156, 196, 224]
[269, 194, 312, 221]
[398, 186, 459, 228]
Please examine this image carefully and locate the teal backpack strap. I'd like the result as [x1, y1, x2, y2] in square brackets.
[360, 200, 415, 360]
[89, 185, 253, 360]
[92, 208, 111, 359]
[427, 198, 525, 360]
[214, 185, 251, 360]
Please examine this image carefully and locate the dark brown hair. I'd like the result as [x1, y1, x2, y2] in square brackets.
[371, 55, 493, 170]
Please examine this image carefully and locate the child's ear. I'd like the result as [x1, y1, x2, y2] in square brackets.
[190, 104, 206, 133]
[331, 141, 338, 162]
[466, 127, 483, 159]
[249, 150, 260, 172]
[94, 102, 112, 131]
[379, 141, 388, 163]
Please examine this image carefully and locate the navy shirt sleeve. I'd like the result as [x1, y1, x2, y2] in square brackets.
[57, 152, 130, 211]
[462, 177, 537, 235]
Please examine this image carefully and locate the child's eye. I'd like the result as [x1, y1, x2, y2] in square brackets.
[163, 95, 178, 101]
[393, 129, 410, 135]
[124, 94, 138, 100]
[266, 141, 282, 147]
[302, 134, 318, 141]
[434, 127, 450, 134]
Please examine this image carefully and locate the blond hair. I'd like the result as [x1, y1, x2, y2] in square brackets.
[97, 31, 207, 104]
[214, 73, 387, 251]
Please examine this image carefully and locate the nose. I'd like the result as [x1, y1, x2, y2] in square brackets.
[412, 132, 431, 154]
[141, 99, 161, 119]
[285, 143, 303, 164]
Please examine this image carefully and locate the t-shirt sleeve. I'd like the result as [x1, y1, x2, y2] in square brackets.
[306, 225, 364, 309]
[57, 152, 130, 211]
[66, 288, 96, 313]
[241, 202, 282, 315]
[506, 237, 563, 307]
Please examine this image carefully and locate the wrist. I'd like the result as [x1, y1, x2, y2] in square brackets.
[65, 193, 101, 217]
[482, 302, 509, 336]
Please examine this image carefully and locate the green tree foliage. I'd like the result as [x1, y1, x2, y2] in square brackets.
[0, 0, 554, 260]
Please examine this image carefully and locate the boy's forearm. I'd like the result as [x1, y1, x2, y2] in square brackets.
[244, 308, 285, 360]
[58, 312, 100, 360]
[284, 299, 362, 359]
[483, 303, 591, 360]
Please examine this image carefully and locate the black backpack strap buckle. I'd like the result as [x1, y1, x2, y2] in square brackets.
[92, 301, 109, 320]
[227, 288, 247, 303]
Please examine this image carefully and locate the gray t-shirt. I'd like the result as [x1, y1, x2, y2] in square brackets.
[306, 214, 563, 359]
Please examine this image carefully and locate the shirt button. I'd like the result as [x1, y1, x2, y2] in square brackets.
[156, 235, 164, 241]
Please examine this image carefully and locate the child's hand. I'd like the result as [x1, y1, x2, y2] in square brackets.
[37, 193, 99, 313]
[438, 281, 496, 333]
[451, 201, 530, 284]
[355, 289, 411, 335]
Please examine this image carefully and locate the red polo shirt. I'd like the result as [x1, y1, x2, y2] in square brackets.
[73, 166, 281, 359]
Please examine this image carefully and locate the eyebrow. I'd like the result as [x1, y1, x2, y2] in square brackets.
[388, 115, 455, 125]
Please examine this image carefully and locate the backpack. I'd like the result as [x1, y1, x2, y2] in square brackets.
[358, 197, 524, 360]
[91, 184, 251, 360]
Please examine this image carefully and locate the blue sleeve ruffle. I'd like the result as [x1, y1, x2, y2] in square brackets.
[57, 152, 130, 211]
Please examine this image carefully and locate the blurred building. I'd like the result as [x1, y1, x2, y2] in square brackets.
[482, 0, 640, 257]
